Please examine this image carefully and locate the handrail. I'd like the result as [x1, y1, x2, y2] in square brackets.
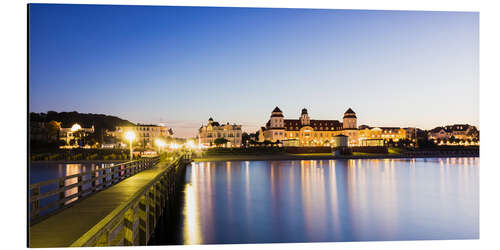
[71, 155, 189, 246]
[29, 156, 160, 222]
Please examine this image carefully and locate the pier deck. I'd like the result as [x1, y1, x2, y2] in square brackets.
[29, 160, 172, 248]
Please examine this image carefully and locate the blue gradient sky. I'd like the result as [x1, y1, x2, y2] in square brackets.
[29, 4, 479, 138]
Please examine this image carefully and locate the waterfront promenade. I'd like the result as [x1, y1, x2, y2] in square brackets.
[193, 150, 479, 162]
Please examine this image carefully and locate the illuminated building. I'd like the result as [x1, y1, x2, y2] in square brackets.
[59, 124, 95, 145]
[198, 118, 242, 147]
[262, 107, 359, 146]
[358, 126, 407, 143]
[111, 124, 173, 148]
[428, 124, 479, 141]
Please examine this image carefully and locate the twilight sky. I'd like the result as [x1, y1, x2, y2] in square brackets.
[29, 4, 479, 138]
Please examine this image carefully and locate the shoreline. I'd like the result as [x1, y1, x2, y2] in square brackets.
[193, 153, 479, 162]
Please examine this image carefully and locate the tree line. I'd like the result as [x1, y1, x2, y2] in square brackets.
[30, 111, 135, 148]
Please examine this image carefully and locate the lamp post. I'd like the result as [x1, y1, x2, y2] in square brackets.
[125, 131, 136, 160]
[155, 138, 165, 155]
[71, 123, 82, 147]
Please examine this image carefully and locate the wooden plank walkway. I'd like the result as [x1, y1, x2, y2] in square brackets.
[29, 160, 171, 248]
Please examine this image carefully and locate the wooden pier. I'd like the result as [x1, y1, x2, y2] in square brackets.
[29, 154, 191, 247]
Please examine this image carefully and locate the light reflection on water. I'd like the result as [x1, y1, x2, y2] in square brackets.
[30, 162, 119, 214]
[179, 157, 479, 244]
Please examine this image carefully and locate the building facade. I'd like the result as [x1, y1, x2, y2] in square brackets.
[60, 124, 95, 145]
[358, 126, 407, 143]
[262, 107, 360, 146]
[111, 124, 173, 148]
[198, 118, 242, 147]
[428, 124, 479, 141]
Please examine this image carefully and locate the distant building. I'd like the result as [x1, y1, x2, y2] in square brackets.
[358, 126, 407, 143]
[111, 124, 173, 148]
[403, 127, 418, 142]
[262, 107, 359, 146]
[428, 124, 479, 141]
[332, 135, 349, 147]
[257, 127, 266, 142]
[198, 118, 242, 147]
[59, 124, 95, 145]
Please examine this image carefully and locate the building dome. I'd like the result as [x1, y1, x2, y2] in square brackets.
[344, 108, 355, 114]
[271, 106, 284, 117]
[343, 108, 356, 118]
[301, 108, 308, 115]
[208, 117, 214, 122]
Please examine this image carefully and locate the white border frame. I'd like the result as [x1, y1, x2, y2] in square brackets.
[1, 1, 498, 250]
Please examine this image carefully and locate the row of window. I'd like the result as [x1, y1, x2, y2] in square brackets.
[202, 133, 241, 138]
[285, 127, 340, 131]
[131, 127, 166, 132]
[272, 131, 349, 138]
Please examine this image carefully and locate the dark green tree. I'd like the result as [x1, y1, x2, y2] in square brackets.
[214, 138, 229, 147]
[46, 120, 61, 142]
[241, 132, 250, 147]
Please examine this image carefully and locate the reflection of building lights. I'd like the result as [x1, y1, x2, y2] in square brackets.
[183, 183, 201, 244]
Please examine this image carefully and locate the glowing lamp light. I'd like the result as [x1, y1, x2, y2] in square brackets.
[124, 131, 136, 160]
[71, 123, 82, 132]
[186, 140, 195, 149]
[155, 138, 166, 147]
[125, 131, 136, 142]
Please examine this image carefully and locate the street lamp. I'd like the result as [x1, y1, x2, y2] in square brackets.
[71, 123, 82, 147]
[125, 131, 136, 160]
[186, 140, 195, 149]
[170, 143, 179, 150]
[155, 138, 166, 155]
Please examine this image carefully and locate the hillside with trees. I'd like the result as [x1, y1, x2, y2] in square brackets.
[30, 111, 135, 149]
[30, 111, 134, 129]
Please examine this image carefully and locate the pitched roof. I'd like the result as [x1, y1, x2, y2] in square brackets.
[272, 107, 282, 113]
[430, 124, 476, 133]
[445, 124, 471, 132]
[343, 108, 356, 118]
[344, 108, 355, 114]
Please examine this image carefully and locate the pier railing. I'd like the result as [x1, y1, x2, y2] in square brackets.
[29, 157, 160, 222]
[70, 154, 191, 247]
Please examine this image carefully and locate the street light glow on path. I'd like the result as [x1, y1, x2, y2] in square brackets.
[125, 131, 136, 160]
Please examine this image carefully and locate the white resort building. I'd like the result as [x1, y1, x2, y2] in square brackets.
[261, 107, 360, 146]
[198, 118, 242, 147]
[111, 124, 173, 148]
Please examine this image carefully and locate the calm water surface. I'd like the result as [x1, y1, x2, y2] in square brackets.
[29, 162, 121, 215]
[176, 157, 478, 244]
[29, 162, 119, 184]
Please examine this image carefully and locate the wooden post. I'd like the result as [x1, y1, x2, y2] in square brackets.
[138, 194, 149, 245]
[77, 175, 83, 199]
[32, 186, 40, 219]
[59, 179, 65, 208]
[92, 172, 98, 193]
[95, 231, 109, 246]
[148, 188, 156, 234]
[124, 207, 135, 246]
